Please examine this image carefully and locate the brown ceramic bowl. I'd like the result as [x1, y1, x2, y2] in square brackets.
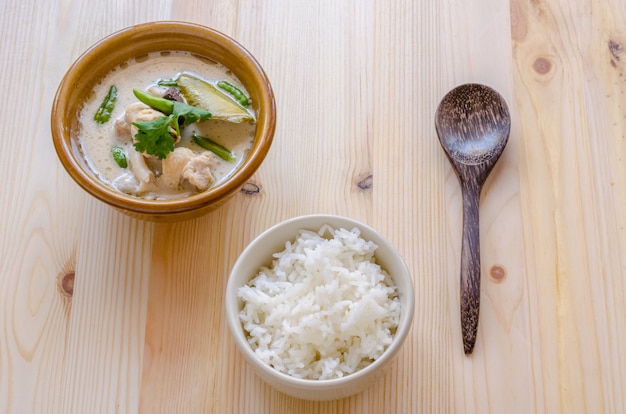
[51, 21, 276, 221]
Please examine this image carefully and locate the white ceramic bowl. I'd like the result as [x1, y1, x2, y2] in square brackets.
[225, 214, 415, 400]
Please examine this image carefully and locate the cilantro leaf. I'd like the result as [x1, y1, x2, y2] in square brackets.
[132, 115, 176, 160]
[172, 101, 211, 126]
[130, 89, 212, 160]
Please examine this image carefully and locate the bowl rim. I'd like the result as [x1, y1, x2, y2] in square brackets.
[51, 20, 276, 217]
[225, 214, 415, 391]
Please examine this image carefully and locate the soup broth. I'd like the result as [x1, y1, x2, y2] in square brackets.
[78, 51, 256, 200]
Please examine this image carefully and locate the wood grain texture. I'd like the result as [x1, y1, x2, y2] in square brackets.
[0, 0, 625, 413]
[510, 0, 626, 412]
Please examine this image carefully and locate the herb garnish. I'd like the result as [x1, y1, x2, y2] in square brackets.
[131, 89, 211, 159]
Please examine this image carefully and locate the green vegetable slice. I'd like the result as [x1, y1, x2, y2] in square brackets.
[157, 78, 178, 87]
[94, 85, 117, 123]
[217, 80, 250, 107]
[111, 145, 128, 168]
[177, 73, 255, 123]
[192, 133, 236, 162]
[133, 89, 175, 115]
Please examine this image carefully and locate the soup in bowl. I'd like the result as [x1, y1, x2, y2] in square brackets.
[51, 21, 276, 221]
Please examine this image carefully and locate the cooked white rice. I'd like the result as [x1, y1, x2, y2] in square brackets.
[237, 224, 401, 380]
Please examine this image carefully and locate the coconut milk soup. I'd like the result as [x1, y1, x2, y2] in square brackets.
[78, 51, 255, 200]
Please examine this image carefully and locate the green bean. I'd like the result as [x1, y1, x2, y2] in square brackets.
[192, 133, 235, 162]
[94, 85, 117, 123]
[111, 145, 128, 168]
[133, 88, 174, 115]
[157, 78, 178, 87]
[217, 80, 250, 107]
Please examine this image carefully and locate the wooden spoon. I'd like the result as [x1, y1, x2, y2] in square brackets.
[435, 84, 511, 354]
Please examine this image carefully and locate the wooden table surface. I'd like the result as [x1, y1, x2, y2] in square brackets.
[1, 0, 625, 412]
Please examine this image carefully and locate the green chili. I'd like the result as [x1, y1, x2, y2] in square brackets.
[94, 85, 117, 123]
[111, 145, 128, 168]
[217, 80, 250, 107]
[192, 133, 236, 162]
[133, 88, 174, 115]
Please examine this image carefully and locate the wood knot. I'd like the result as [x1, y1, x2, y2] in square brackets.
[356, 174, 373, 190]
[489, 265, 506, 283]
[241, 181, 261, 195]
[532, 57, 552, 75]
[609, 39, 623, 67]
[58, 272, 75, 297]
[509, 0, 527, 42]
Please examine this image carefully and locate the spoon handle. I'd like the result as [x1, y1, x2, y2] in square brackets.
[460, 180, 481, 354]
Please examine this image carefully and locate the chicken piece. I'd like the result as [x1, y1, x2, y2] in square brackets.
[161, 148, 215, 192]
[112, 171, 141, 195]
[115, 102, 151, 141]
[160, 147, 192, 190]
[182, 152, 215, 191]
[111, 148, 156, 196]
[114, 116, 130, 139]
[127, 146, 155, 191]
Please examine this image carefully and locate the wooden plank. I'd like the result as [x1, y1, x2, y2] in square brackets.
[0, 0, 625, 412]
[511, 0, 626, 412]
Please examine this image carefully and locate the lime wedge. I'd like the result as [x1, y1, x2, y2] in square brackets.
[177, 73, 255, 123]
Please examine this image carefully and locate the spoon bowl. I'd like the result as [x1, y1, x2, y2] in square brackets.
[435, 83, 510, 354]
